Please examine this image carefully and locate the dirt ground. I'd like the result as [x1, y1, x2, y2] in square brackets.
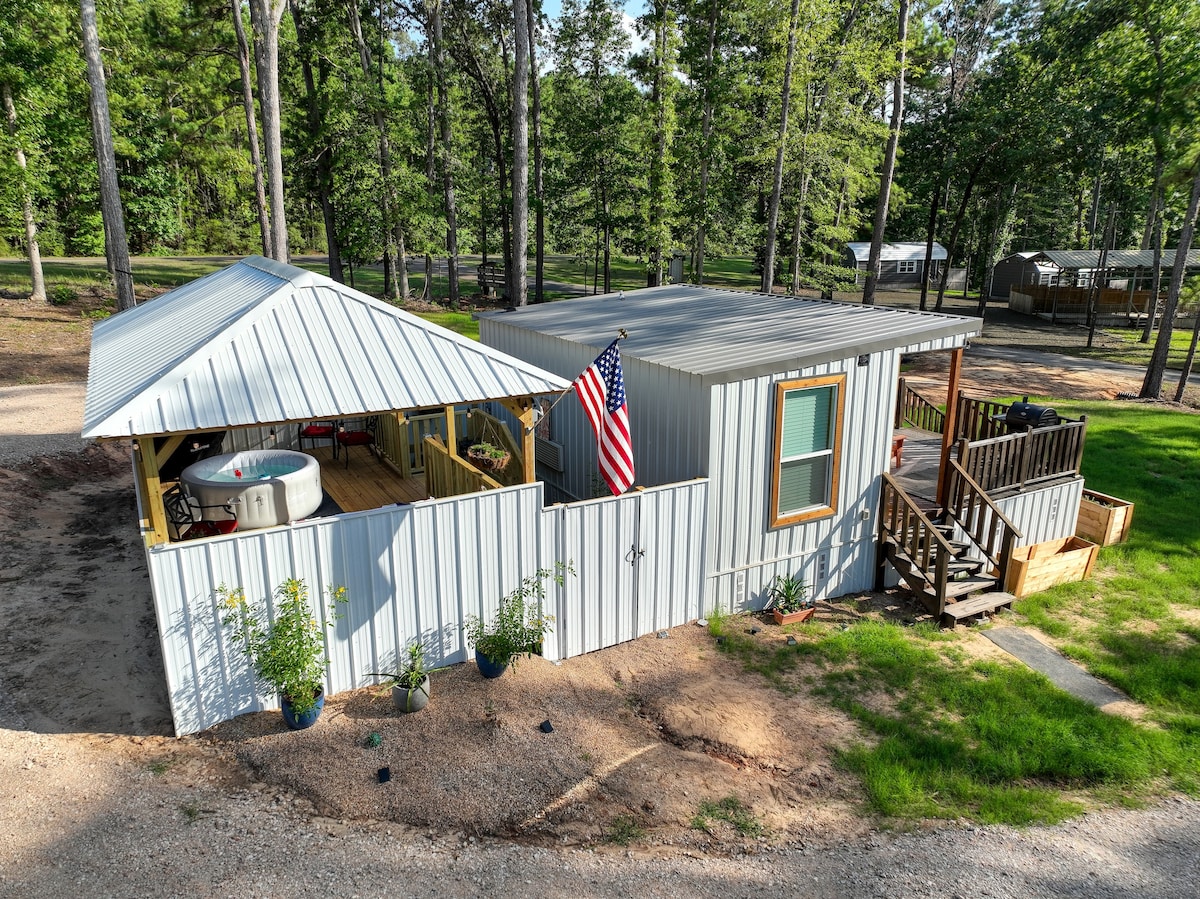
[0, 287, 1188, 854]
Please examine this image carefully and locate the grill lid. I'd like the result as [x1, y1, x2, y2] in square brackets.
[1005, 402, 1059, 428]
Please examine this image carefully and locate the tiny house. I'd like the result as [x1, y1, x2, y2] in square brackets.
[480, 284, 987, 611]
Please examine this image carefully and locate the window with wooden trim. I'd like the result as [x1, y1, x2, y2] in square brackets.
[897, 260, 918, 274]
[771, 375, 846, 527]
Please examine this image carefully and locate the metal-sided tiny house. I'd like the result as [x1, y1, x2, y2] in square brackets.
[480, 285, 1088, 624]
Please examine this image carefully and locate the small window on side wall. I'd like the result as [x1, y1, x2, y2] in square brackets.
[771, 374, 846, 527]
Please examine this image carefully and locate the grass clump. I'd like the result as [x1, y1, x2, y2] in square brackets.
[691, 796, 763, 837]
[604, 814, 645, 846]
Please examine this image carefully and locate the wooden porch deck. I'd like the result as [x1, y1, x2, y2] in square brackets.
[891, 427, 943, 508]
[307, 444, 427, 513]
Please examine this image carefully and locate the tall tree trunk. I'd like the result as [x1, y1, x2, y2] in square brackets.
[290, 2, 342, 282]
[1142, 158, 1200, 399]
[249, 0, 289, 262]
[510, 0, 530, 306]
[230, 0, 272, 259]
[693, 0, 719, 285]
[862, 0, 909, 306]
[429, 0, 459, 307]
[761, 0, 801, 295]
[647, 0, 671, 288]
[346, 0, 398, 297]
[1141, 199, 1163, 343]
[80, 0, 134, 311]
[1174, 300, 1200, 403]
[2, 84, 46, 303]
[528, 0, 545, 303]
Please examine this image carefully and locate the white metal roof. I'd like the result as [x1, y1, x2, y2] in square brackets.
[82, 256, 571, 439]
[847, 241, 947, 263]
[478, 284, 980, 384]
[1039, 249, 1200, 270]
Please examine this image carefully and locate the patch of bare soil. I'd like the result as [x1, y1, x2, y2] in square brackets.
[202, 622, 871, 850]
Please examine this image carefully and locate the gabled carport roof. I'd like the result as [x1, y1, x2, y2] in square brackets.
[82, 257, 571, 439]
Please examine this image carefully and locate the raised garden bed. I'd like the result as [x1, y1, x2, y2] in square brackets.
[1075, 488, 1134, 546]
[1005, 536, 1099, 598]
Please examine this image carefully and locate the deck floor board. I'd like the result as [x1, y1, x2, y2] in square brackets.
[309, 445, 426, 512]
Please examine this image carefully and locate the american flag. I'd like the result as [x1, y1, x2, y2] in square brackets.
[574, 339, 634, 495]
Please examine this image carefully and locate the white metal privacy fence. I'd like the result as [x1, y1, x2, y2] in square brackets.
[147, 478, 709, 735]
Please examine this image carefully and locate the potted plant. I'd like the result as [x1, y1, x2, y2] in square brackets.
[219, 578, 347, 729]
[464, 563, 573, 678]
[369, 640, 432, 713]
[466, 441, 511, 472]
[766, 573, 814, 625]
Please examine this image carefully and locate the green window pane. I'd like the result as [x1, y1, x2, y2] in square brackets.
[781, 386, 834, 457]
[778, 456, 829, 514]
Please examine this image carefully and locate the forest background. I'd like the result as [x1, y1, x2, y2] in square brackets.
[1, 0, 1199, 312]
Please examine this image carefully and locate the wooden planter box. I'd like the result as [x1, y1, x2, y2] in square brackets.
[1005, 536, 1099, 598]
[1075, 489, 1134, 546]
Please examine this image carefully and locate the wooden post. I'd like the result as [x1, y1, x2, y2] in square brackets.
[936, 347, 964, 508]
[135, 438, 169, 546]
[444, 405, 458, 456]
[500, 397, 536, 484]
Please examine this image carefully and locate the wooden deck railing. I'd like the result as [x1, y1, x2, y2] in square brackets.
[894, 378, 945, 432]
[955, 393, 1011, 442]
[881, 472, 952, 607]
[944, 459, 1022, 589]
[423, 435, 502, 499]
[956, 417, 1087, 495]
[376, 410, 470, 478]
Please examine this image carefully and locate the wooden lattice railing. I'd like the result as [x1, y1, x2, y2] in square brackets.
[955, 393, 1011, 442]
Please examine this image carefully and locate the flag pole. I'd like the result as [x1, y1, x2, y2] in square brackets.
[525, 329, 627, 432]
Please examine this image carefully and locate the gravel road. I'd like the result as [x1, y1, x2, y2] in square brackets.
[2, 724, 1197, 899]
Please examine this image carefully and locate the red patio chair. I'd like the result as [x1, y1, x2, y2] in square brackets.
[163, 485, 239, 541]
[299, 420, 337, 455]
[336, 416, 380, 468]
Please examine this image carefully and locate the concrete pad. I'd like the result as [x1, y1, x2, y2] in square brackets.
[984, 626, 1129, 708]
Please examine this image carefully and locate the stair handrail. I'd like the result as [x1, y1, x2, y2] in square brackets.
[945, 458, 1023, 590]
[881, 472, 953, 608]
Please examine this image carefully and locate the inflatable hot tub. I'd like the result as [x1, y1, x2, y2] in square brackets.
[179, 449, 323, 531]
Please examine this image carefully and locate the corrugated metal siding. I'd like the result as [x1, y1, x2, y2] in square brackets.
[703, 350, 900, 611]
[84, 258, 570, 439]
[149, 484, 547, 734]
[148, 478, 710, 735]
[995, 479, 1085, 547]
[551, 481, 708, 657]
[480, 318, 710, 497]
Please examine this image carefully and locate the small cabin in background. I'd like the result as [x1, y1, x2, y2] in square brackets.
[844, 241, 947, 287]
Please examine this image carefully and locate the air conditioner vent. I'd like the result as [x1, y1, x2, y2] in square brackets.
[535, 438, 564, 472]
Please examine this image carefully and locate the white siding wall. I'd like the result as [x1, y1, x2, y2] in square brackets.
[480, 319, 709, 499]
[148, 479, 709, 735]
[996, 479, 1085, 547]
[703, 350, 902, 612]
[149, 484, 547, 734]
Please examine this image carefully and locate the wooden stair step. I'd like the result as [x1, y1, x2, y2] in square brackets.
[941, 591, 1016, 624]
[948, 558, 984, 575]
[942, 575, 997, 598]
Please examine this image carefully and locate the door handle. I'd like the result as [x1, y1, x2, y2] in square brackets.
[625, 544, 646, 565]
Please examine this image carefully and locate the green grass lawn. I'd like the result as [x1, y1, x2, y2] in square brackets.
[710, 399, 1200, 826]
[1092, 326, 1196, 370]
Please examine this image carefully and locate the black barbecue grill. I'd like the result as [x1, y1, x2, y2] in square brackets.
[1004, 401, 1059, 429]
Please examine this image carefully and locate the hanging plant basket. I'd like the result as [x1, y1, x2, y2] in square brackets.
[467, 443, 511, 472]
